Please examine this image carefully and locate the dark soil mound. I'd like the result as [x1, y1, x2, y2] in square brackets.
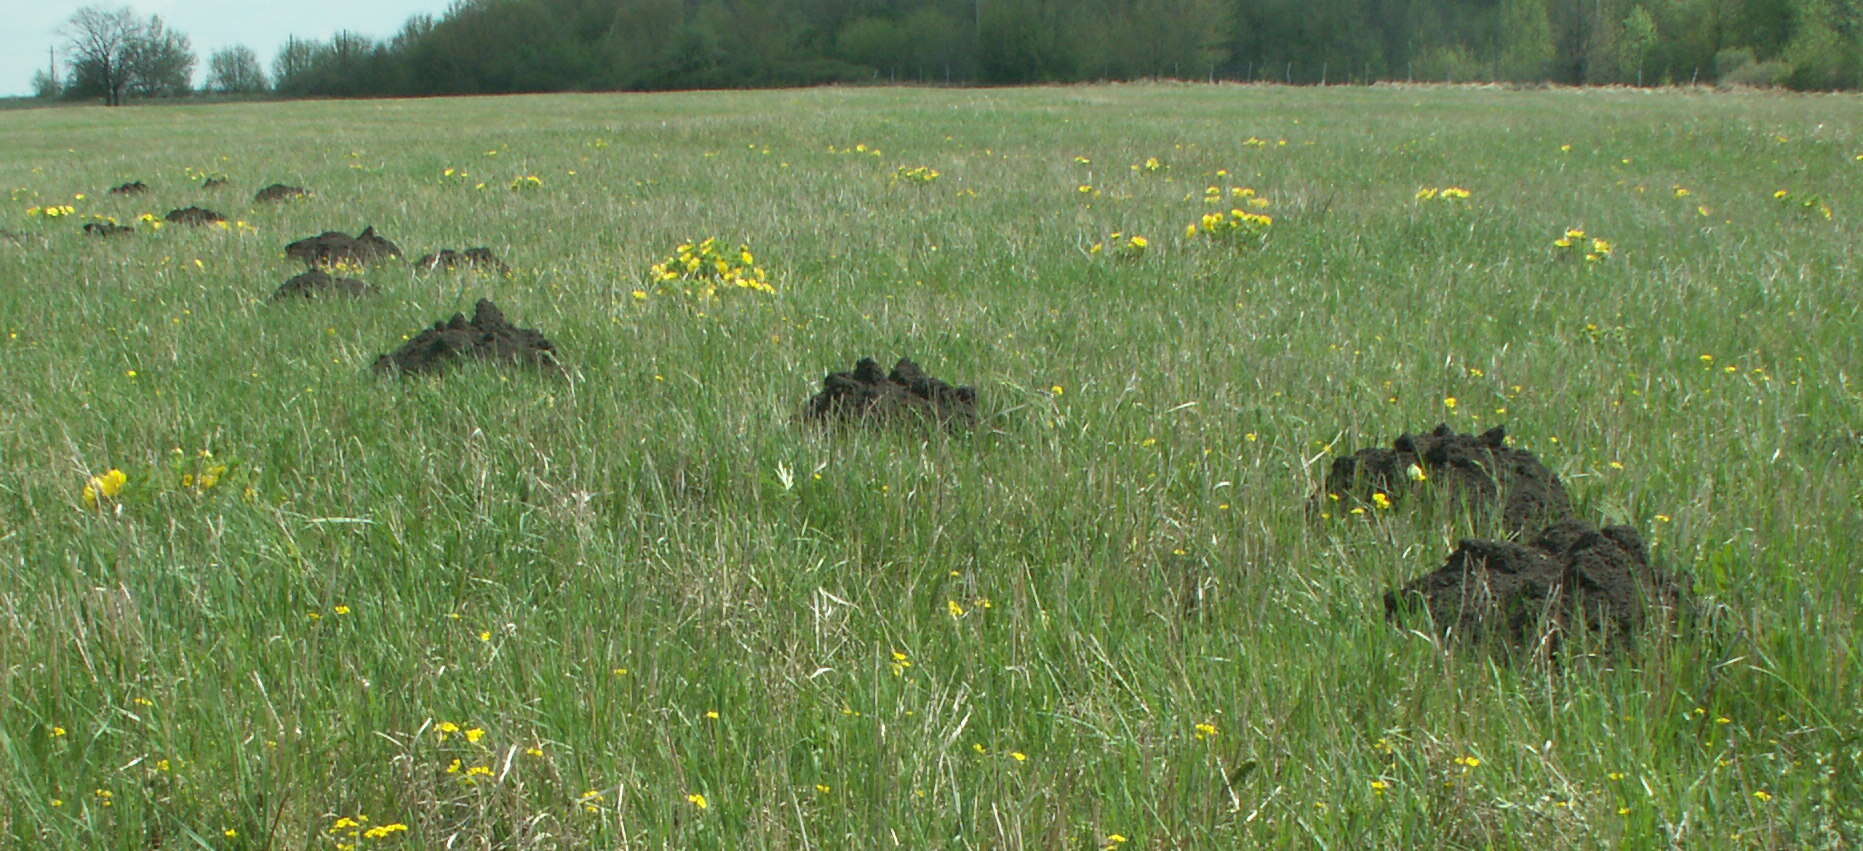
[202, 177, 228, 189]
[109, 181, 149, 195]
[271, 269, 377, 301]
[254, 183, 308, 202]
[1322, 424, 1572, 534]
[165, 206, 227, 226]
[1385, 520, 1687, 652]
[83, 222, 135, 237]
[372, 299, 559, 376]
[284, 226, 402, 267]
[804, 357, 978, 427]
[416, 247, 510, 275]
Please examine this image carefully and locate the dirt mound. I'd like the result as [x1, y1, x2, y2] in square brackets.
[285, 226, 403, 267]
[1322, 424, 1571, 534]
[372, 299, 559, 376]
[83, 222, 135, 237]
[254, 184, 308, 202]
[109, 181, 149, 195]
[271, 269, 377, 301]
[165, 206, 226, 226]
[202, 177, 228, 189]
[1385, 520, 1687, 652]
[416, 247, 511, 275]
[803, 357, 978, 427]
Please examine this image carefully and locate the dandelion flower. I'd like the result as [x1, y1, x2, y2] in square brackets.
[687, 792, 709, 809]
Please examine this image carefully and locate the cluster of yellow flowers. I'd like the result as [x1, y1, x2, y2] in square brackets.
[827, 142, 883, 157]
[81, 469, 127, 510]
[1553, 228, 1613, 262]
[1201, 183, 1270, 207]
[328, 814, 410, 849]
[26, 204, 77, 218]
[1088, 231, 1149, 260]
[1772, 188, 1834, 220]
[1130, 156, 1165, 174]
[892, 165, 941, 185]
[1414, 186, 1472, 201]
[137, 212, 165, 231]
[509, 175, 543, 191]
[173, 448, 228, 493]
[647, 237, 776, 298]
[1186, 208, 1273, 246]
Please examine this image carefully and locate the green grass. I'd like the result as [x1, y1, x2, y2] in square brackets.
[0, 83, 1859, 848]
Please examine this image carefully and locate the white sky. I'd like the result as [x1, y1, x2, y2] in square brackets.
[4, 0, 452, 97]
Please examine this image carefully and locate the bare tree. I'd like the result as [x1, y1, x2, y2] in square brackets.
[60, 5, 138, 105]
[208, 45, 267, 93]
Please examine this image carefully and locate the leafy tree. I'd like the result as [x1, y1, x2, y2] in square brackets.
[31, 68, 62, 99]
[208, 45, 267, 93]
[123, 15, 195, 97]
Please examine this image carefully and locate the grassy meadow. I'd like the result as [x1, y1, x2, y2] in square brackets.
[0, 83, 1859, 848]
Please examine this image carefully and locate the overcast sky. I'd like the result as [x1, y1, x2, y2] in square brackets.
[4, 0, 452, 97]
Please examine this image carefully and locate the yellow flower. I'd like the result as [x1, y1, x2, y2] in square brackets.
[1443, 397, 1458, 409]
[1194, 722, 1219, 739]
[947, 599, 966, 618]
[1128, 235, 1148, 249]
[1415, 187, 1439, 200]
[1370, 779, 1389, 794]
[687, 792, 709, 809]
[363, 824, 409, 839]
[1371, 492, 1392, 510]
[1011, 751, 1028, 761]
[465, 727, 486, 743]
[1753, 790, 1772, 802]
[1405, 463, 1427, 482]
[82, 468, 127, 509]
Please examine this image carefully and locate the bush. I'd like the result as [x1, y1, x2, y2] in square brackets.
[1719, 58, 1790, 88]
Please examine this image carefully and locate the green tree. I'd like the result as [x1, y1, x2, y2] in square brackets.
[123, 15, 195, 97]
[208, 45, 267, 93]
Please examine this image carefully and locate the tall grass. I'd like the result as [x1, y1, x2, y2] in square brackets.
[0, 83, 1858, 848]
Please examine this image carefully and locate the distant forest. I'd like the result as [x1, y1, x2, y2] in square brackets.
[50, 0, 1863, 99]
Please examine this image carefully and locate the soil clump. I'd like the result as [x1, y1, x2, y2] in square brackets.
[285, 226, 402, 267]
[165, 207, 226, 226]
[1385, 520, 1687, 652]
[83, 222, 135, 237]
[1322, 424, 1571, 534]
[803, 357, 978, 427]
[254, 184, 308, 202]
[416, 247, 511, 275]
[109, 181, 149, 195]
[271, 269, 378, 301]
[372, 299, 559, 376]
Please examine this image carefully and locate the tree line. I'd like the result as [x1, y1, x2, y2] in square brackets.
[41, 0, 1863, 103]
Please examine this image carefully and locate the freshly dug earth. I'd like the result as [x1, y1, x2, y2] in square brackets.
[285, 226, 402, 267]
[254, 184, 308, 202]
[804, 357, 978, 427]
[165, 207, 226, 226]
[1385, 520, 1687, 652]
[372, 299, 559, 376]
[83, 222, 135, 237]
[1322, 424, 1572, 534]
[109, 181, 149, 195]
[416, 247, 510, 275]
[271, 269, 377, 301]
